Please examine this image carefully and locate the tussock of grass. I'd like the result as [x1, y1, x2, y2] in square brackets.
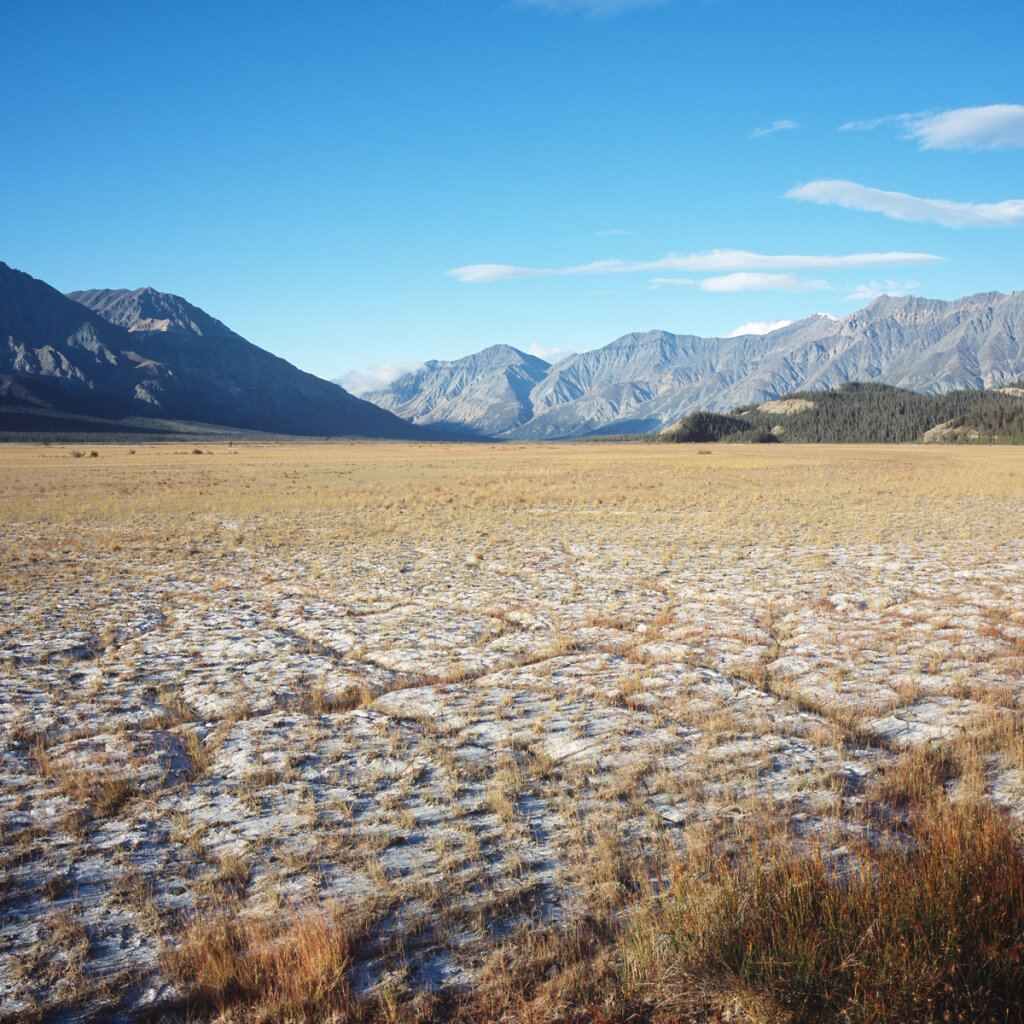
[166, 898, 644, 1023]
[462, 918, 630, 1024]
[91, 775, 136, 818]
[32, 739, 137, 819]
[165, 902, 358, 1022]
[873, 743, 958, 808]
[182, 726, 210, 779]
[626, 799, 1024, 1023]
[215, 852, 252, 898]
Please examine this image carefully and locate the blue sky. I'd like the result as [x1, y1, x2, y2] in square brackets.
[3, 0, 1023, 388]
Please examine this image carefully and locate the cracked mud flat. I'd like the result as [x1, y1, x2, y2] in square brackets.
[2, 441, 1023, 1019]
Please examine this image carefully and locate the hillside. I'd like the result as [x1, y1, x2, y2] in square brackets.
[661, 381, 1024, 444]
[0, 262, 437, 438]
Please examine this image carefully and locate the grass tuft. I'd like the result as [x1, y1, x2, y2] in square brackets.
[182, 726, 211, 779]
[165, 901, 358, 1023]
[626, 798, 1024, 1023]
[874, 742, 958, 808]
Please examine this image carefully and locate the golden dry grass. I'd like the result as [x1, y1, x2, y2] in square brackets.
[2, 439, 1020, 534]
[3, 440, 1024, 1022]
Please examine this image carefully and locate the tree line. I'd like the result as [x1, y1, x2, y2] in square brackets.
[661, 382, 1024, 444]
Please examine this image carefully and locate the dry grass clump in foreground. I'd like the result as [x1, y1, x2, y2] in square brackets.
[166, 901, 359, 1023]
[625, 791, 1024, 1023]
[165, 904, 635, 1024]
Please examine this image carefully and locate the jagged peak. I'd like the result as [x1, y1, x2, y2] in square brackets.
[415, 343, 550, 374]
[863, 289, 1010, 315]
[67, 286, 237, 340]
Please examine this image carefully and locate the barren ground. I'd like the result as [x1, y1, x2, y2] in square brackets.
[2, 441, 1023, 1020]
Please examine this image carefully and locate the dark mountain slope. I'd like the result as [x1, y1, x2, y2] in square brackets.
[0, 262, 436, 438]
[66, 284, 434, 437]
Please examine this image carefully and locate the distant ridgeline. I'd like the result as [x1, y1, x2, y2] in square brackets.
[661, 382, 1024, 444]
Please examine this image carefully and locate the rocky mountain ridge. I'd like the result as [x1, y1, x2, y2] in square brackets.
[363, 290, 1024, 438]
[0, 263, 436, 438]
[6, 259, 1022, 442]
[364, 344, 551, 437]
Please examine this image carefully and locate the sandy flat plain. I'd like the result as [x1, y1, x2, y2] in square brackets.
[2, 440, 1023, 1018]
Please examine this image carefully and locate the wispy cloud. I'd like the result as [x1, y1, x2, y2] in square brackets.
[650, 273, 826, 293]
[446, 248, 942, 283]
[648, 277, 695, 289]
[527, 341, 568, 361]
[699, 272, 830, 293]
[840, 113, 908, 133]
[786, 179, 1024, 228]
[841, 104, 1024, 150]
[843, 280, 920, 303]
[748, 119, 799, 139]
[725, 320, 794, 337]
[339, 362, 425, 395]
[519, 0, 670, 15]
[909, 105, 1024, 149]
[595, 228, 635, 236]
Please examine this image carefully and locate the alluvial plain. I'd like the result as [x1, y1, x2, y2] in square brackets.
[2, 441, 1023, 1021]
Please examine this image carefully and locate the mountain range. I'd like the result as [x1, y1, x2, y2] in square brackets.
[3, 259, 1024, 441]
[363, 290, 1024, 438]
[0, 262, 434, 438]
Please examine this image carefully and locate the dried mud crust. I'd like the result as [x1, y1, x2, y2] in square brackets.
[1, 442, 1023, 1019]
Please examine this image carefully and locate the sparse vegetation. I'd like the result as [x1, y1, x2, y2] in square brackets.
[182, 726, 211, 779]
[4, 440, 1024, 1021]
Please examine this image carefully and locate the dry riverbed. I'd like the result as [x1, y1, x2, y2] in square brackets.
[1, 441, 1023, 1020]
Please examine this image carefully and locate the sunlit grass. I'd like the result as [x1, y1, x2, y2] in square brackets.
[166, 901, 359, 1022]
[625, 762, 1024, 1023]
[5, 440, 1024, 1022]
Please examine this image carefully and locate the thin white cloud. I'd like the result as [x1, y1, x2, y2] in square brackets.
[447, 248, 942, 283]
[650, 273, 826, 293]
[841, 105, 1024, 150]
[840, 114, 903, 133]
[527, 342, 567, 361]
[595, 228, 635, 236]
[909, 105, 1024, 149]
[699, 272, 831, 293]
[748, 119, 799, 139]
[648, 277, 695, 289]
[519, 0, 670, 14]
[339, 361, 425, 395]
[725, 320, 794, 337]
[843, 279, 920, 303]
[786, 178, 1024, 228]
